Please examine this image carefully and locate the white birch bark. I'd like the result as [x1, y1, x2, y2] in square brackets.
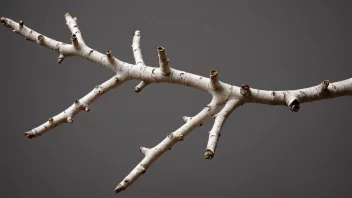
[1, 14, 352, 194]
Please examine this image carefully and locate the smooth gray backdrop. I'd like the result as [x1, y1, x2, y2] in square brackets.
[1, 0, 351, 198]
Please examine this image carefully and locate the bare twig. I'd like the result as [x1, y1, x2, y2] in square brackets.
[1, 14, 351, 194]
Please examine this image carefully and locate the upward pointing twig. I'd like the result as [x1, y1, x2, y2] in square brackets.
[132, 30, 150, 93]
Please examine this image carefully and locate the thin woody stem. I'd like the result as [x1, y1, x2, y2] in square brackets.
[25, 75, 128, 138]
[1, 14, 352, 195]
[114, 98, 221, 193]
[132, 30, 149, 92]
[205, 98, 242, 159]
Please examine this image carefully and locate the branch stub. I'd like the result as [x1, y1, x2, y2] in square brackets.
[204, 149, 214, 159]
[67, 116, 73, 123]
[37, 35, 44, 43]
[288, 99, 300, 112]
[19, 20, 24, 28]
[322, 80, 330, 90]
[240, 84, 251, 96]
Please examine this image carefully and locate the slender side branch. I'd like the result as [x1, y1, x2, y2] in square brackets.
[158, 46, 171, 76]
[65, 13, 85, 45]
[114, 98, 221, 193]
[24, 75, 127, 138]
[132, 30, 149, 92]
[205, 98, 241, 159]
[1, 16, 120, 72]
[209, 70, 223, 91]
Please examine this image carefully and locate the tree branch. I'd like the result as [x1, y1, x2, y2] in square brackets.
[205, 98, 242, 159]
[1, 16, 121, 72]
[244, 79, 352, 110]
[132, 30, 149, 92]
[1, 14, 352, 194]
[114, 98, 221, 193]
[24, 75, 127, 138]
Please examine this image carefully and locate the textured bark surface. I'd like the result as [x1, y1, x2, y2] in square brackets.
[1, 13, 351, 195]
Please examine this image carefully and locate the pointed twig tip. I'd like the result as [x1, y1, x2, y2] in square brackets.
[114, 185, 125, 194]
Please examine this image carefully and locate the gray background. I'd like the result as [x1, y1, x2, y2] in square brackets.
[1, 0, 351, 198]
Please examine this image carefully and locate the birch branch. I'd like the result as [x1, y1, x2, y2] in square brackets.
[205, 98, 242, 159]
[0, 16, 121, 72]
[132, 30, 149, 93]
[157, 46, 171, 76]
[243, 79, 352, 109]
[65, 13, 85, 45]
[1, 14, 352, 195]
[25, 75, 127, 138]
[114, 98, 221, 193]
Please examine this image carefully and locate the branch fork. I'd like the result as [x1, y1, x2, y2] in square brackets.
[2, 14, 352, 194]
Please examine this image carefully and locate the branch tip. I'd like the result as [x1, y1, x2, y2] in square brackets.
[134, 87, 141, 93]
[106, 49, 112, 57]
[288, 98, 300, 112]
[322, 80, 330, 90]
[134, 81, 149, 93]
[57, 54, 65, 64]
[210, 70, 218, 78]
[134, 30, 140, 36]
[19, 20, 24, 27]
[65, 13, 71, 17]
[204, 149, 214, 159]
[182, 116, 191, 122]
[24, 131, 37, 139]
[71, 34, 79, 47]
[67, 116, 73, 123]
[114, 184, 125, 194]
[106, 50, 116, 63]
[158, 46, 170, 75]
[140, 146, 150, 155]
[210, 70, 222, 90]
[83, 106, 90, 112]
[157, 46, 165, 52]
